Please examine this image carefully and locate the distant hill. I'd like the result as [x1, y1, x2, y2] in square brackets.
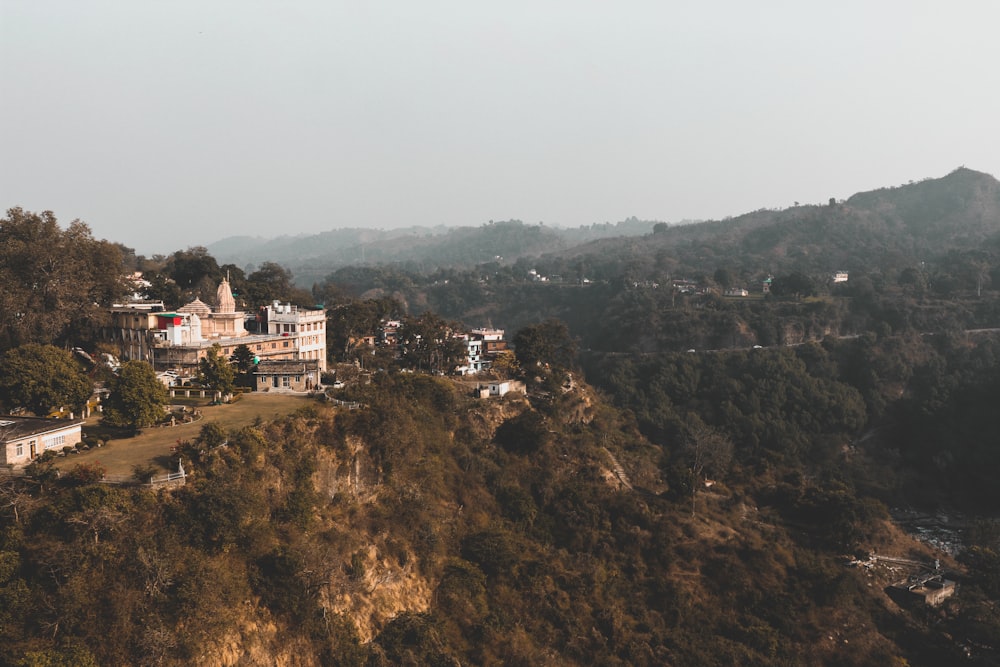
[546, 167, 1000, 279]
[208, 218, 666, 285]
[210, 168, 1000, 288]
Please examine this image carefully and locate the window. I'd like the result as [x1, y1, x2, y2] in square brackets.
[15, 443, 23, 457]
[282, 376, 290, 388]
[283, 341, 289, 348]
[294, 375, 301, 383]
[44, 434, 66, 450]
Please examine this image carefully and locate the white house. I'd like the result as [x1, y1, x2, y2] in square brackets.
[0, 416, 85, 468]
[475, 380, 526, 398]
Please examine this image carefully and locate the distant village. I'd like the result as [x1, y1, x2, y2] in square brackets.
[101, 276, 511, 384]
[1, 276, 514, 470]
[2, 266, 853, 471]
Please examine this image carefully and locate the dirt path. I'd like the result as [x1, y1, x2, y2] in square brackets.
[56, 393, 315, 476]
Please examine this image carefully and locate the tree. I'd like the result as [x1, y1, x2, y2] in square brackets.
[512, 319, 577, 370]
[142, 271, 183, 309]
[682, 420, 733, 516]
[102, 361, 167, 431]
[245, 262, 295, 307]
[769, 272, 816, 299]
[494, 410, 551, 455]
[326, 297, 401, 362]
[230, 344, 257, 388]
[490, 350, 520, 377]
[713, 268, 734, 289]
[398, 313, 465, 374]
[0, 208, 127, 349]
[198, 344, 236, 397]
[0, 344, 91, 415]
[165, 246, 220, 291]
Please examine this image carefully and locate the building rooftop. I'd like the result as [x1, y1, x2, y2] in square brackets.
[254, 359, 321, 374]
[0, 415, 85, 442]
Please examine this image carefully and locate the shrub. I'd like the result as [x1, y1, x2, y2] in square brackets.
[494, 410, 551, 455]
[132, 464, 159, 484]
[66, 461, 106, 485]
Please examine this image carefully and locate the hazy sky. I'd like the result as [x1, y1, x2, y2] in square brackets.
[4, 2, 1000, 255]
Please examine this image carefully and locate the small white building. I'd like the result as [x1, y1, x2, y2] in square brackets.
[475, 380, 526, 398]
[832, 271, 849, 283]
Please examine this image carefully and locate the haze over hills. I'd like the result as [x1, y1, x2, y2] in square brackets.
[209, 167, 1000, 290]
[208, 218, 666, 278]
[542, 167, 1000, 279]
[7, 169, 1000, 665]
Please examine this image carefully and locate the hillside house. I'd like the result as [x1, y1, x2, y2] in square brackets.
[254, 359, 322, 392]
[456, 328, 508, 375]
[0, 416, 85, 468]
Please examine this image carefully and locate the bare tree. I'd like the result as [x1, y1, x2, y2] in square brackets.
[684, 420, 733, 516]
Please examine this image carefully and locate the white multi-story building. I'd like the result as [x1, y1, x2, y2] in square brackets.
[454, 328, 508, 375]
[263, 301, 328, 372]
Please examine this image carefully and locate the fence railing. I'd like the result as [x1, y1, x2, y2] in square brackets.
[99, 470, 187, 487]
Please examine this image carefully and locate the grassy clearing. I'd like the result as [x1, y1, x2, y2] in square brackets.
[56, 393, 315, 476]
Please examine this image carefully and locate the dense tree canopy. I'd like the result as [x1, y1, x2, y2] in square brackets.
[512, 318, 577, 370]
[165, 246, 221, 291]
[198, 344, 237, 396]
[245, 262, 295, 307]
[101, 361, 167, 431]
[0, 208, 127, 350]
[398, 313, 466, 373]
[0, 344, 91, 415]
[326, 297, 401, 362]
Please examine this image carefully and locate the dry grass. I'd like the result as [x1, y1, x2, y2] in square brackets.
[56, 393, 315, 476]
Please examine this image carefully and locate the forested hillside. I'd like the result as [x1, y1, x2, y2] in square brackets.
[5, 358, 999, 666]
[5, 167, 1000, 665]
[301, 168, 1000, 354]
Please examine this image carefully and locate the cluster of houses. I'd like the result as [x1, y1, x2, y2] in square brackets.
[354, 320, 509, 375]
[102, 278, 511, 383]
[102, 277, 328, 393]
[675, 271, 848, 298]
[2, 278, 515, 469]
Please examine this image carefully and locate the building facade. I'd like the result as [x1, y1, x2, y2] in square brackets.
[102, 280, 327, 375]
[254, 360, 322, 392]
[0, 416, 85, 468]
